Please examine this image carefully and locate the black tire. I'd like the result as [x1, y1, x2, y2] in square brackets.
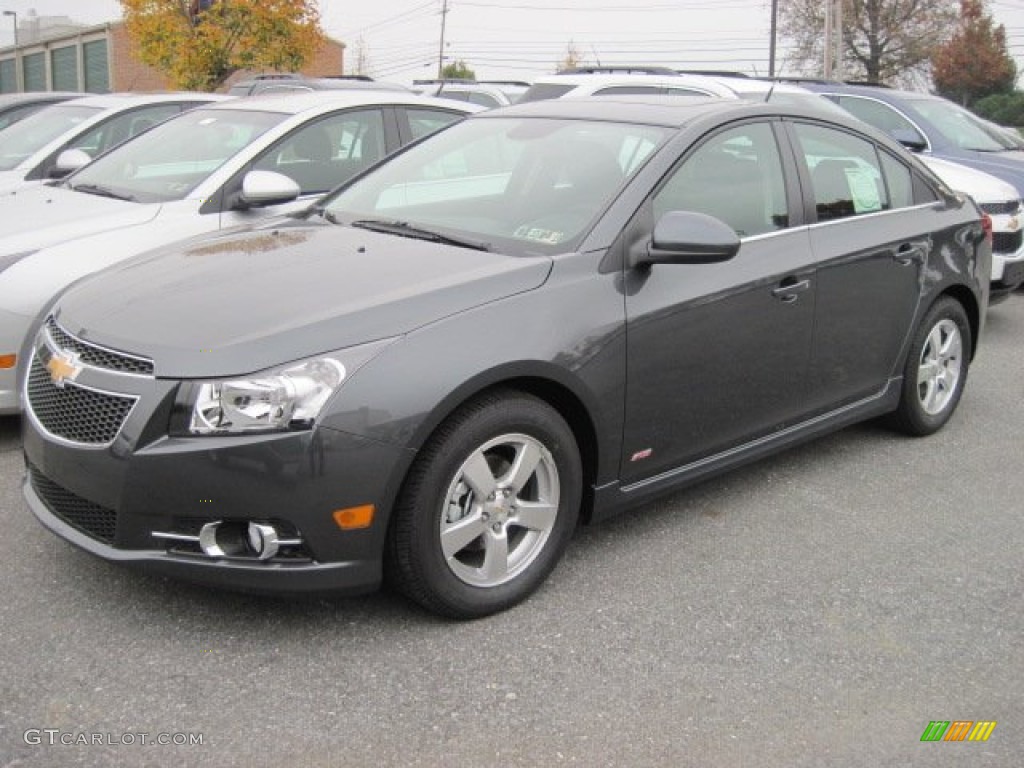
[386, 390, 582, 619]
[891, 296, 971, 436]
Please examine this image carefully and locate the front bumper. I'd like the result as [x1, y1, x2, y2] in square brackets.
[21, 320, 411, 595]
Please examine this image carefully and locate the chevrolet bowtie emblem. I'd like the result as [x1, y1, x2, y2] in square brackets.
[46, 350, 82, 388]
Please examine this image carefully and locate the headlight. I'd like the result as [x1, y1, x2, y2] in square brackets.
[186, 339, 395, 435]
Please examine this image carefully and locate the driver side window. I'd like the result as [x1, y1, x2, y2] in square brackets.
[653, 122, 789, 238]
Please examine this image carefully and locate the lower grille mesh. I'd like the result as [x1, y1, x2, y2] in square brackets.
[29, 465, 117, 545]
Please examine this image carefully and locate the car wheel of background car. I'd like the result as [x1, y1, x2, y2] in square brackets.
[386, 390, 582, 619]
[891, 297, 971, 436]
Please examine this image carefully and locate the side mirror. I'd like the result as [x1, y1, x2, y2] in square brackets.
[631, 211, 740, 269]
[232, 170, 301, 210]
[50, 148, 93, 178]
[890, 128, 927, 152]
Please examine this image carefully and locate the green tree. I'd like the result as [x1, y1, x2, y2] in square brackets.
[780, 0, 957, 83]
[441, 60, 475, 80]
[120, 0, 325, 91]
[932, 0, 1016, 106]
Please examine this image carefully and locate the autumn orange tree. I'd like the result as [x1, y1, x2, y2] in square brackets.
[120, 0, 326, 91]
[932, 0, 1016, 106]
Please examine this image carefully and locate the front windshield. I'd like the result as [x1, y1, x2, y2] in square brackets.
[323, 116, 670, 254]
[0, 103, 101, 171]
[905, 98, 1006, 151]
[68, 108, 286, 203]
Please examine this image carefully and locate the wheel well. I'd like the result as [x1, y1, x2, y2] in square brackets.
[937, 285, 980, 360]
[445, 377, 600, 524]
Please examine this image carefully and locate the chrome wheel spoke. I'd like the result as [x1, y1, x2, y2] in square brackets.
[461, 450, 498, 499]
[441, 513, 486, 559]
[512, 499, 557, 532]
[480, 529, 509, 582]
[504, 440, 543, 492]
[917, 319, 962, 415]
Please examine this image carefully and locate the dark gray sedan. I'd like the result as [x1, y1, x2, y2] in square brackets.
[21, 98, 990, 618]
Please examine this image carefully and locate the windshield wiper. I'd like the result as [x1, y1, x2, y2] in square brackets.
[71, 183, 137, 202]
[350, 219, 491, 252]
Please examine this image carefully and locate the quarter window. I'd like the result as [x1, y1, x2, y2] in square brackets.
[653, 122, 789, 238]
[793, 123, 888, 222]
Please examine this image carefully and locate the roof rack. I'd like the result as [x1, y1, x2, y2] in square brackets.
[843, 80, 889, 87]
[413, 78, 478, 85]
[246, 73, 305, 81]
[324, 74, 376, 82]
[677, 70, 750, 78]
[479, 80, 531, 87]
[558, 65, 678, 76]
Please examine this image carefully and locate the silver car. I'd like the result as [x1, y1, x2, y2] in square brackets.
[0, 91, 479, 413]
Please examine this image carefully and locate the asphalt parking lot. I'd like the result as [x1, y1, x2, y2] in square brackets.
[1, 296, 1022, 768]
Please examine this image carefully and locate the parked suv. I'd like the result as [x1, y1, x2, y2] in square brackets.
[413, 79, 529, 108]
[519, 68, 737, 102]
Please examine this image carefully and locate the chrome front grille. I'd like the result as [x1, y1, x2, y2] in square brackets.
[27, 353, 137, 445]
[45, 316, 154, 375]
[29, 463, 117, 544]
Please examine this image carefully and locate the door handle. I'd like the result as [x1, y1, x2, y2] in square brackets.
[772, 278, 811, 302]
[894, 242, 926, 266]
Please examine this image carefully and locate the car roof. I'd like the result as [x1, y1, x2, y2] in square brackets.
[526, 71, 737, 98]
[0, 91, 84, 107]
[203, 90, 486, 116]
[793, 81, 945, 104]
[479, 94, 868, 130]
[61, 92, 230, 109]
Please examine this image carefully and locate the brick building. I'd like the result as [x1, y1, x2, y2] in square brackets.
[0, 19, 345, 94]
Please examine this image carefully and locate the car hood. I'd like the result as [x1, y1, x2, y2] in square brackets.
[0, 185, 158, 253]
[55, 220, 553, 378]
[940, 151, 1024, 197]
[920, 156, 1019, 204]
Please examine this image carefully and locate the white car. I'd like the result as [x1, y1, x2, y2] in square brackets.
[519, 67, 739, 101]
[918, 155, 1024, 302]
[0, 91, 479, 413]
[0, 93, 226, 194]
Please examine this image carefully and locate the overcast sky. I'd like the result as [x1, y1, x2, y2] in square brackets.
[3, 0, 1024, 86]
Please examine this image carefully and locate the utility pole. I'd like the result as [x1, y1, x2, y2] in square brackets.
[832, 0, 843, 80]
[823, 0, 833, 79]
[437, 0, 449, 79]
[769, 0, 778, 77]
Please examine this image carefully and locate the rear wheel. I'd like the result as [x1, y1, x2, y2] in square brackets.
[891, 297, 971, 436]
[386, 390, 582, 619]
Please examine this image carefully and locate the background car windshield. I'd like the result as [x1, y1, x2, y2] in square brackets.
[905, 98, 1006, 151]
[0, 104, 101, 171]
[325, 117, 669, 253]
[68, 109, 285, 203]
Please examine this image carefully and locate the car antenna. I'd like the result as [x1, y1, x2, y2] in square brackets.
[764, 82, 776, 104]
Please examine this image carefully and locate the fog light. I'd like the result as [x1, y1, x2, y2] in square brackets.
[199, 521, 247, 558]
[247, 523, 282, 561]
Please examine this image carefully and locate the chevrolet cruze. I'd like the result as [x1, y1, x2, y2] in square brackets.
[22, 97, 990, 618]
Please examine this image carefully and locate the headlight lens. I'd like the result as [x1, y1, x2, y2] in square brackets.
[187, 339, 394, 435]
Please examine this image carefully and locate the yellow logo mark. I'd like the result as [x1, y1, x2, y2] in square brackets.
[46, 351, 82, 388]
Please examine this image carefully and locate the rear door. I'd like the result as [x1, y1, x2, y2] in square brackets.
[785, 120, 929, 412]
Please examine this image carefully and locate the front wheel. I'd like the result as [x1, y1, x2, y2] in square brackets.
[386, 390, 582, 619]
[891, 296, 971, 436]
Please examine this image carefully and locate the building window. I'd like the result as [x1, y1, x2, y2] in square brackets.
[0, 59, 14, 93]
[22, 52, 46, 92]
[83, 39, 109, 93]
[51, 46, 79, 91]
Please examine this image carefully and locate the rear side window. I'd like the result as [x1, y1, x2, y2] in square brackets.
[407, 108, 464, 140]
[878, 151, 914, 209]
[518, 83, 575, 102]
[792, 123, 888, 222]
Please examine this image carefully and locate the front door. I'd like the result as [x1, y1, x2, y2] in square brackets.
[622, 121, 816, 484]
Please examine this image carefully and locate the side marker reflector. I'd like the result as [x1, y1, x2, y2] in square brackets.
[0, 354, 15, 369]
[333, 505, 375, 530]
